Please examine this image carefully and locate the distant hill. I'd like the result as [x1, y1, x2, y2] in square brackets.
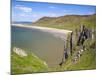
[33, 14, 96, 30]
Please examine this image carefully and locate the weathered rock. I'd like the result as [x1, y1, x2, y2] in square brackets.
[13, 47, 28, 57]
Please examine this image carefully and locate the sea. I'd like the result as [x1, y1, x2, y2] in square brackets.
[11, 25, 65, 67]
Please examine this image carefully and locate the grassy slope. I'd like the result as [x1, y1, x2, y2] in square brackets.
[33, 14, 96, 31]
[11, 52, 48, 75]
[66, 35, 96, 70]
[67, 49, 96, 70]
[49, 39, 96, 71]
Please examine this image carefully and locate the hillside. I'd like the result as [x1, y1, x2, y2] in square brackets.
[11, 48, 48, 75]
[49, 38, 96, 71]
[33, 14, 96, 30]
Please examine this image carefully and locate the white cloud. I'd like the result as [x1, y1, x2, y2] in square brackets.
[18, 13, 41, 18]
[15, 5, 32, 13]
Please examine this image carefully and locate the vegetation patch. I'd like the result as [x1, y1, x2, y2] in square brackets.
[11, 49, 48, 75]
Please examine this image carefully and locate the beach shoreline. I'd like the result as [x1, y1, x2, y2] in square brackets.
[12, 24, 72, 41]
[12, 24, 72, 34]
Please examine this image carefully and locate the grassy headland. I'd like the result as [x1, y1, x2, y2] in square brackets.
[33, 14, 96, 31]
[11, 50, 48, 75]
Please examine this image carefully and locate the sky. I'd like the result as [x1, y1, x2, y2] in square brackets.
[12, 0, 96, 22]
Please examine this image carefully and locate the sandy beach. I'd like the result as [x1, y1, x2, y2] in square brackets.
[12, 24, 72, 41]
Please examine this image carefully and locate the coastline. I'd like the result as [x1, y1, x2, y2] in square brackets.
[12, 24, 72, 34]
[12, 24, 72, 41]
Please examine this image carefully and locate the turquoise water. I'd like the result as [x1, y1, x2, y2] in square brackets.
[11, 26, 65, 67]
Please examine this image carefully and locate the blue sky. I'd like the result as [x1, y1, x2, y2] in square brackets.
[12, 0, 96, 22]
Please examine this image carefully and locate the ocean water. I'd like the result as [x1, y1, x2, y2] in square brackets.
[11, 26, 65, 67]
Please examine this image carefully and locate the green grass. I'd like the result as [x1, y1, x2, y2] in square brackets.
[49, 48, 96, 72]
[49, 38, 96, 71]
[11, 51, 48, 75]
[66, 49, 96, 70]
[33, 14, 96, 31]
